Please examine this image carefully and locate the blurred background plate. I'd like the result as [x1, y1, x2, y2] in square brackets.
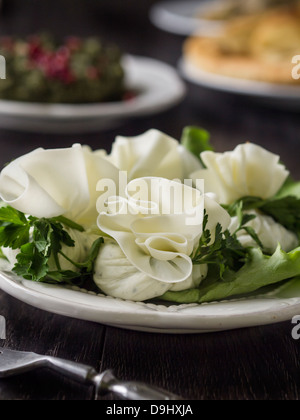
[0, 55, 186, 134]
[180, 58, 300, 111]
[149, 0, 225, 36]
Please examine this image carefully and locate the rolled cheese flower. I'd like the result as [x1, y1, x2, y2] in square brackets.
[229, 210, 299, 253]
[97, 129, 202, 181]
[94, 239, 208, 302]
[97, 176, 231, 285]
[191, 143, 289, 205]
[0, 144, 119, 227]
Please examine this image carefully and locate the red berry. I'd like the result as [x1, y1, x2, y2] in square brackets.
[65, 37, 82, 52]
[86, 66, 99, 80]
[123, 90, 137, 101]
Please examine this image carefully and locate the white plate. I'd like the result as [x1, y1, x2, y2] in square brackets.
[0, 55, 186, 134]
[150, 0, 225, 36]
[180, 58, 300, 110]
[0, 261, 300, 334]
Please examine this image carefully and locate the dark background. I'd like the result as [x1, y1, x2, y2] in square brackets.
[0, 0, 300, 400]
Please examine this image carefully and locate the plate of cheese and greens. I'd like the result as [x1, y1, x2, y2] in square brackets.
[0, 127, 300, 333]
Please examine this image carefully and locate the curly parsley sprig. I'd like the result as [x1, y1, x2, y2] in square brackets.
[223, 193, 300, 239]
[0, 205, 103, 285]
[192, 206, 263, 279]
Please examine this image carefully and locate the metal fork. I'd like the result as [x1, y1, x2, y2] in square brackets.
[0, 348, 181, 400]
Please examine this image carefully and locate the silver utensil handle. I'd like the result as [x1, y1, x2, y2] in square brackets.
[96, 370, 181, 400]
[109, 381, 180, 400]
[45, 356, 98, 384]
[1, 348, 182, 400]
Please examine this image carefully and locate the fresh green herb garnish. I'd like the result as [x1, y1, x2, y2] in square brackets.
[224, 194, 300, 238]
[160, 246, 300, 304]
[0, 206, 103, 285]
[0, 247, 6, 260]
[159, 191, 300, 305]
[191, 207, 262, 279]
[181, 126, 213, 165]
[0, 206, 30, 249]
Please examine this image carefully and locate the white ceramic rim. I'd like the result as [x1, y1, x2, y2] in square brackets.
[179, 58, 300, 101]
[149, 0, 225, 36]
[0, 266, 299, 334]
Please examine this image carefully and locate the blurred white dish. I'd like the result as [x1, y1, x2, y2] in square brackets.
[0, 55, 186, 133]
[180, 58, 300, 110]
[150, 0, 224, 36]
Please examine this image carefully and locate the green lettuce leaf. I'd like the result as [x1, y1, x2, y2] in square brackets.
[181, 126, 213, 164]
[275, 177, 300, 199]
[159, 246, 300, 304]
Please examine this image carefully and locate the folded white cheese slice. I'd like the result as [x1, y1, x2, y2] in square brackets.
[93, 239, 208, 302]
[0, 144, 119, 227]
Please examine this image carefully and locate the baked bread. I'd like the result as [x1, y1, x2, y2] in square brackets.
[185, 3, 300, 84]
[201, 0, 298, 21]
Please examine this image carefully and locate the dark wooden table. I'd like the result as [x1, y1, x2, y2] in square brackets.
[0, 0, 300, 401]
